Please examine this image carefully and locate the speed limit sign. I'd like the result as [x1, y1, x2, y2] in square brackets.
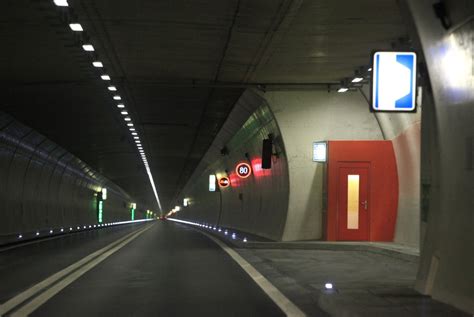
[235, 162, 252, 178]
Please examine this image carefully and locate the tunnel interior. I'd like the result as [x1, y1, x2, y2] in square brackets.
[0, 0, 473, 315]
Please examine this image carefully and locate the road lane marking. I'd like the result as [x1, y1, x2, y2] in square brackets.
[10, 224, 153, 316]
[200, 231, 306, 317]
[0, 224, 152, 316]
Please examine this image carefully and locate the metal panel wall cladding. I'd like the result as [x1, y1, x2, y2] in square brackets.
[0, 111, 133, 245]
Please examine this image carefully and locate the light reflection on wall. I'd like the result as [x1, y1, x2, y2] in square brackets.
[251, 157, 272, 178]
[228, 172, 240, 187]
[440, 33, 473, 102]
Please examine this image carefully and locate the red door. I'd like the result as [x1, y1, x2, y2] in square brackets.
[337, 163, 370, 240]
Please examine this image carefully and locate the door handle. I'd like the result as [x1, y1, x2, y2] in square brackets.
[362, 200, 368, 210]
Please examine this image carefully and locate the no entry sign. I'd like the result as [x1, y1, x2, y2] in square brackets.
[236, 162, 252, 178]
[218, 177, 230, 187]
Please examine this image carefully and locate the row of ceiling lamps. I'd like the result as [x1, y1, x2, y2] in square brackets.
[52, 0, 162, 212]
[337, 67, 372, 93]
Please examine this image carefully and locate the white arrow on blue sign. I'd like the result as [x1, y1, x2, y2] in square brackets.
[372, 51, 417, 111]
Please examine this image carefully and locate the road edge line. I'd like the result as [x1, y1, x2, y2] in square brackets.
[199, 231, 306, 317]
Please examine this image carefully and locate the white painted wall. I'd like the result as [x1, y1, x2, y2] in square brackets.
[261, 90, 384, 241]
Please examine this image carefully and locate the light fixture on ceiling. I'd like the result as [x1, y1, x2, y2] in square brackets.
[82, 44, 94, 51]
[108, 86, 117, 91]
[101, 75, 111, 80]
[351, 77, 364, 83]
[117, 104, 125, 108]
[131, 132, 137, 135]
[337, 87, 349, 93]
[129, 127, 135, 131]
[53, 0, 68, 7]
[134, 136, 139, 140]
[124, 117, 131, 121]
[92, 61, 103, 68]
[121, 111, 128, 115]
[113, 95, 121, 100]
[127, 123, 134, 127]
[69, 23, 83, 32]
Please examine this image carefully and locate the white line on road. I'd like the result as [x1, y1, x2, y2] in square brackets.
[0, 224, 152, 316]
[200, 231, 306, 317]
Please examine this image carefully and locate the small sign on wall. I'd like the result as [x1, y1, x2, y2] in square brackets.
[313, 142, 327, 162]
[235, 162, 252, 178]
[209, 174, 216, 192]
[218, 177, 230, 187]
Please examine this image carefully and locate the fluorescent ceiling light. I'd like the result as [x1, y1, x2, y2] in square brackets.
[131, 132, 137, 135]
[101, 75, 111, 81]
[134, 136, 139, 140]
[117, 104, 125, 108]
[337, 87, 348, 93]
[82, 44, 94, 51]
[92, 61, 103, 68]
[53, 0, 68, 7]
[121, 111, 128, 115]
[113, 95, 121, 100]
[129, 128, 135, 131]
[69, 23, 83, 32]
[127, 123, 134, 127]
[108, 86, 117, 91]
[352, 77, 364, 83]
[124, 117, 131, 121]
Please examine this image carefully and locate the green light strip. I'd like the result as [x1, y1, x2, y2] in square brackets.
[98, 200, 103, 223]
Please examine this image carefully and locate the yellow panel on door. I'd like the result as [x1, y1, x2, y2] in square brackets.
[347, 175, 359, 229]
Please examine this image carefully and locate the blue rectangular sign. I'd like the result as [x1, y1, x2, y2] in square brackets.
[372, 51, 417, 111]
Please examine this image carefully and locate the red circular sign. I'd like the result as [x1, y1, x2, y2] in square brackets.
[218, 177, 230, 187]
[235, 162, 252, 178]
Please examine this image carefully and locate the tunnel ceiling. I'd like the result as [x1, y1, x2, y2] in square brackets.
[0, 0, 406, 211]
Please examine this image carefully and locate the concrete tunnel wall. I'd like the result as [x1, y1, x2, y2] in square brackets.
[176, 88, 421, 245]
[0, 111, 145, 245]
[176, 93, 289, 241]
[402, 0, 474, 313]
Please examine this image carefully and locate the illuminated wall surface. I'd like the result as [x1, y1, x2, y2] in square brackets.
[0, 112, 133, 244]
[403, 0, 474, 312]
[177, 94, 290, 241]
[177, 88, 421, 244]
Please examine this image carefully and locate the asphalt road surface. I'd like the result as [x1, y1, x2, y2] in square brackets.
[0, 221, 284, 316]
